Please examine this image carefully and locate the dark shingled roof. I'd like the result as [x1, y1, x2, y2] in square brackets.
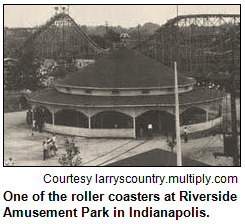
[29, 88, 224, 107]
[106, 148, 210, 166]
[60, 49, 192, 88]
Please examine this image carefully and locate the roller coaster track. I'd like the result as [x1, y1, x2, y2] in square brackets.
[154, 14, 240, 72]
[163, 14, 240, 27]
[20, 13, 107, 56]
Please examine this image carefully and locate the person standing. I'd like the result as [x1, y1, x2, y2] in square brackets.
[31, 119, 36, 136]
[147, 123, 153, 139]
[26, 109, 32, 127]
[46, 137, 52, 157]
[184, 126, 188, 143]
[52, 135, 58, 155]
[43, 141, 48, 160]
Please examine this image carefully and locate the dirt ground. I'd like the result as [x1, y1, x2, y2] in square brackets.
[4, 111, 234, 166]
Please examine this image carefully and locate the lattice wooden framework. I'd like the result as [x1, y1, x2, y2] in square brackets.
[154, 14, 240, 73]
[20, 13, 107, 59]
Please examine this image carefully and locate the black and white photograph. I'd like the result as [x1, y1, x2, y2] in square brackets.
[3, 4, 241, 167]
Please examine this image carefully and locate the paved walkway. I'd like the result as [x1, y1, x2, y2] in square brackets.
[84, 139, 148, 166]
[4, 112, 233, 166]
[101, 135, 233, 166]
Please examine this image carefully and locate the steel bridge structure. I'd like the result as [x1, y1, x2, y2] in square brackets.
[154, 14, 240, 75]
[19, 12, 108, 60]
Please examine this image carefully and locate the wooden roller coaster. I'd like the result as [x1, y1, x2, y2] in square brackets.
[154, 14, 240, 73]
[19, 12, 109, 60]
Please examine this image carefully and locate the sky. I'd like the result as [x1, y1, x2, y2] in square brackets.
[4, 4, 240, 28]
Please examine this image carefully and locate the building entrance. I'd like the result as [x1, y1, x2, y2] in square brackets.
[136, 110, 175, 138]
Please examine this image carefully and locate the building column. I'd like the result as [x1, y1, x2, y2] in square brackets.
[206, 110, 209, 122]
[88, 116, 91, 129]
[52, 112, 55, 127]
[133, 116, 136, 139]
[133, 109, 136, 139]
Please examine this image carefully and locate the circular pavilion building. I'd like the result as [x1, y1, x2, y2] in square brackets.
[28, 48, 224, 139]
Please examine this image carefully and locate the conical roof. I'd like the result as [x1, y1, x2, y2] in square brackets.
[61, 48, 193, 88]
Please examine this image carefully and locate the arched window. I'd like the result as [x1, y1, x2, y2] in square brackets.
[91, 111, 133, 129]
[55, 109, 88, 128]
[136, 110, 175, 137]
[180, 107, 206, 126]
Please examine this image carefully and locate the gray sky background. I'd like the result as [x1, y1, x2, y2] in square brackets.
[4, 5, 240, 28]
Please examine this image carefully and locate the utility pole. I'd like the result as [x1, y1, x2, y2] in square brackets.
[175, 5, 182, 166]
[174, 62, 182, 166]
